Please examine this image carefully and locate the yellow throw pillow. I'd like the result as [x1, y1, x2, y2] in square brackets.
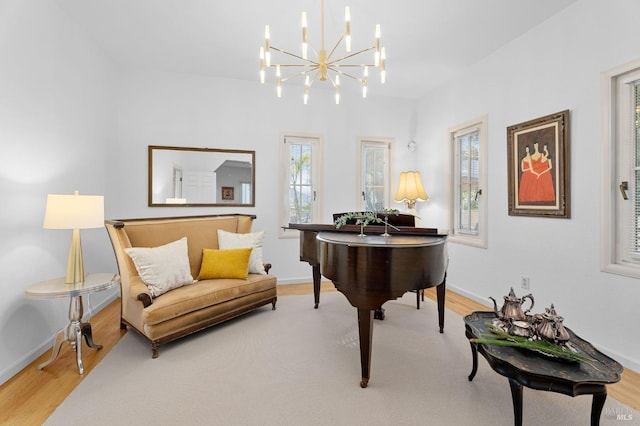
[197, 247, 253, 280]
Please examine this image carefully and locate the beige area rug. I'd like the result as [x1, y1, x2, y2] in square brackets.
[46, 292, 638, 426]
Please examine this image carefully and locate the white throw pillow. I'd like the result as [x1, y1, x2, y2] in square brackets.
[125, 237, 196, 297]
[217, 229, 266, 275]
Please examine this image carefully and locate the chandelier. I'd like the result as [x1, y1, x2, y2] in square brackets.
[259, 0, 386, 104]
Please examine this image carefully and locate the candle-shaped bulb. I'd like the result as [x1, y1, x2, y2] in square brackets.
[302, 12, 308, 59]
[259, 47, 265, 83]
[264, 25, 271, 67]
[380, 47, 386, 83]
[345, 7, 351, 52]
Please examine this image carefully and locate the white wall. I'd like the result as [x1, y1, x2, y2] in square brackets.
[108, 69, 416, 283]
[0, 0, 117, 383]
[415, 0, 640, 370]
[3, 0, 639, 387]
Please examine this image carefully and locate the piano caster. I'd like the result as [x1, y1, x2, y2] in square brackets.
[360, 378, 369, 388]
[373, 307, 385, 320]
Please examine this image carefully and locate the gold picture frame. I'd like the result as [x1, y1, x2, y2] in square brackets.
[507, 110, 570, 218]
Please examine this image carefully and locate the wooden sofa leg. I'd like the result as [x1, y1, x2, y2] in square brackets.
[120, 321, 128, 330]
[271, 297, 277, 310]
[152, 342, 160, 359]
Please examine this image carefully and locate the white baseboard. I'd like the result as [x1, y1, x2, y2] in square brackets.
[0, 290, 120, 386]
[446, 283, 640, 373]
[276, 277, 332, 285]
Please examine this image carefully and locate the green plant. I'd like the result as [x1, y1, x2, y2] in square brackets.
[470, 323, 589, 363]
[334, 209, 399, 228]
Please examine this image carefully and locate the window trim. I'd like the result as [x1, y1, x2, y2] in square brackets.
[357, 137, 394, 210]
[448, 115, 488, 248]
[601, 59, 640, 278]
[279, 132, 323, 238]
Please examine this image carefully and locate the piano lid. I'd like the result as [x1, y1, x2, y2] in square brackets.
[317, 232, 445, 248]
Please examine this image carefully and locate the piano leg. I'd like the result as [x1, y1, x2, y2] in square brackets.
[312, 264, 321, 309]
[436, 273, 447, 333]
[357, 308, 374, 388]
[373, 307, 385, 320]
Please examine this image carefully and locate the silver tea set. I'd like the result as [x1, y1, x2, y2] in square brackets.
[489, 287, 570, 343]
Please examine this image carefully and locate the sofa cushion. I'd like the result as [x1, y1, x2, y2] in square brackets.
[141, 274, 277, 326]
[197, 247, 253, 280]
[217, 229, 266, 274]
[125, 237, 195, 297]
[120, 216, 244, 278]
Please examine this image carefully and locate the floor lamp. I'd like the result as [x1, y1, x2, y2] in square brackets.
[394, 171, 428, 218]
[43, 191, 105, 284]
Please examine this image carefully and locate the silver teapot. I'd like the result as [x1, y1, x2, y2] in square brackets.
[490, 287, 535, 322]
[534, 304, 570, 343]
[507, 319, 534, 338]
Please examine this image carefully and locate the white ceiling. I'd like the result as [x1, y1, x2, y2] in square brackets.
[54, 0, 578, 99]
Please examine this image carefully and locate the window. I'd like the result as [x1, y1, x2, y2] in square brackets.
[358, 138, 393, 211]
[280, 133, 322, 237]
[449, 116, 488, 248]
[602, 60, 640, 277]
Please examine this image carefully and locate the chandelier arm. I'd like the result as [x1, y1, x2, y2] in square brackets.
[327, 32, 347, 61]
[330, 68, 363, 82]
[271, 46, 317, 65]
[321, 0, 326, 51]
[280, 66, 320, 83]
[326, 46, 376, 66]
[307, 70, 321, 88]
[307, 43, 319, 60]
[327, 74, 337, 89]
[332, 64, 377, 68]
[274, 64, 318, 68]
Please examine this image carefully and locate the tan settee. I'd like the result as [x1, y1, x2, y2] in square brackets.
[105, 214, 277, 358]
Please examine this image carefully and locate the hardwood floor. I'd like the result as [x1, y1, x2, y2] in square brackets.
[1, 283, 638, 424]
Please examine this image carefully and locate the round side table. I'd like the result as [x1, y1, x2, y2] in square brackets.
[25, 273, 120, 374]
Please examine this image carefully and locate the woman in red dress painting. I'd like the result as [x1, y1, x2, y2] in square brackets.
[519, 142, 555, 203]
[518, 146, 536, 203]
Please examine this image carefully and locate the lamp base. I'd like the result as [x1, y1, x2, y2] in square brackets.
[65, 229, 85, 284]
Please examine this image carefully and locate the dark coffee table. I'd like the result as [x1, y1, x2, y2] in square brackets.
[464, 311, 623, 426]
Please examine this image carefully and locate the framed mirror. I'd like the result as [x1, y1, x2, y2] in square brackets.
[148, 145, 255, 207]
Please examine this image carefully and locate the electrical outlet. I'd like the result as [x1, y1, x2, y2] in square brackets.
[521, 276, 530, 290]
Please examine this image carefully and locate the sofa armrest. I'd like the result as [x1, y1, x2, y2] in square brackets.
[130, 276, 153, 308]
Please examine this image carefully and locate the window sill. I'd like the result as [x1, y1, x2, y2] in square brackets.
[601, 262, 640, 280]
[449, 234, 487, 249]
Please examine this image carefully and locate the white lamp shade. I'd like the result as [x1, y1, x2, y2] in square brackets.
[43, 193, 104, 229]
[394, 171, 428, 202]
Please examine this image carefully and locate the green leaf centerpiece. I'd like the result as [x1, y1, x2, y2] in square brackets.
[471, 322, 588, 363]
[334, 209, 400, 229]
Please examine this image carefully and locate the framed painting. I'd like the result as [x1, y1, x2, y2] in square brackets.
[507, 110, 570, 218]
[221, 186, 234, 200]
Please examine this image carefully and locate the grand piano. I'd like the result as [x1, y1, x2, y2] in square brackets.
[288, 215, 448, 387]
